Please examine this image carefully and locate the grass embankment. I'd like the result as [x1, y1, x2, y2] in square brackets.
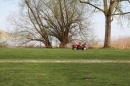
[0, 63, 130, 86]
[0, 48, 130, 60]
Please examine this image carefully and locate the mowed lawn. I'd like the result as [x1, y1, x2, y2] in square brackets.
[0, 48, 130, 86]
[0, 63, 130, 86]
[0, 48, 130, 60]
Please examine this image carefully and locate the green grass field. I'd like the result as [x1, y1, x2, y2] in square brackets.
[0, 63, 130, 86]
[0, 48, 130, 60]
[0, 48, 130, 86]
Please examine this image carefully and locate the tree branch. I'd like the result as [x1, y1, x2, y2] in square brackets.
[118, 0, 130, 2]
[79, 0, 104, 13]
[112, 12, 130, 15]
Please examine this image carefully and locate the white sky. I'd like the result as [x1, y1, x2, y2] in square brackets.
[94, 13, 130, 39]
[0, 0, 130, 40]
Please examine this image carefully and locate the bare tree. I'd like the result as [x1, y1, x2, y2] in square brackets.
[40, 0, 92, 47]
[8, 0, 52, 48]
[8, 0, 93, 48]
[80, 0, 130, 48]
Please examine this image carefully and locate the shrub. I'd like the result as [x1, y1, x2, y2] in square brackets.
[0, 40, 8, 48]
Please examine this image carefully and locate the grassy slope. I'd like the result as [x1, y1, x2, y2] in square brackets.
[0, 48, 130, 60]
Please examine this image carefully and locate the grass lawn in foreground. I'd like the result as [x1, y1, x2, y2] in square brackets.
[0, 48, 130, 60]
[0, 63, 130, 86]
[0, 48, 130, 86]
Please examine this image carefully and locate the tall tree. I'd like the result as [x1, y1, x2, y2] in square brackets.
[40, 0, 91, 47]
[8, 0, 52, 48]
[8, 0, 93, 48]
[80, 0, 130, 48]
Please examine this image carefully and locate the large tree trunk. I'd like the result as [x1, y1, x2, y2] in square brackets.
[45, 40, 52, 48]
[60, 42, 66, 48]
[60, 38, 68, 48]
[103, 15, 111, 48]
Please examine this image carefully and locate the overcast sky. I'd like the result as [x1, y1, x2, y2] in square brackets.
[0, 0, 130, 40]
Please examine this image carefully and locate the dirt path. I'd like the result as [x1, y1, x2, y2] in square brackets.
[0, 59, 130, 63]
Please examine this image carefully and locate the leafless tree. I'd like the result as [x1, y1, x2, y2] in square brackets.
[40, 0, 93, 47]
[8, 0, 52, 48]
[80, 0, 130, 48]
[8, 0, 93, 48]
